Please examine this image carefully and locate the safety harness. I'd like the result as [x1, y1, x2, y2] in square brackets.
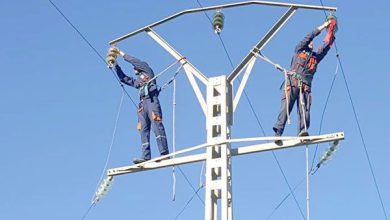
[138, 74, 157, 99]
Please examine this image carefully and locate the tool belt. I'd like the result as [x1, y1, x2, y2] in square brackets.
[288, 71, 311, 86]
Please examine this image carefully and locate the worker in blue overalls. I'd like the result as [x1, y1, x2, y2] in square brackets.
[273, 18, 337, 145]
[107, 47, 169, 164]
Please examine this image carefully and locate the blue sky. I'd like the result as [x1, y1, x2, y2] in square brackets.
[1, 0, 389, 220]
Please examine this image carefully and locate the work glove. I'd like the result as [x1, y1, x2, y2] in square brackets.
[326, 14, 338, 34]
[274, 64, 284, 72]
[110, 46, 125, 57]
[317, 20, 332, 32]
[324, 17, 337, 47]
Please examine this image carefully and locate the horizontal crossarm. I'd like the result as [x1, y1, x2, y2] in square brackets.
[109, 1, 336, 45]
[232, 132, 344, 156]
[107, 132, 344, 176]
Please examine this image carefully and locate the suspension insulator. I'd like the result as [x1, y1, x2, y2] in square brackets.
[92, 176, 114, 204]
[108, 47, 119, 55]
[106, 47, 119, 65]
[317, 140, 340, 168]
[212, 11, 224, 34]
[106, 55, 116, 66]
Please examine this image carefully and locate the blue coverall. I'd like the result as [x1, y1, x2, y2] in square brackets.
[273, 28, 333, 136]
[114, 54, 169, 160]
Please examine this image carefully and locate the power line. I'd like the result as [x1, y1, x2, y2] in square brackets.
[177, 166, 205, 205]
[48, 1, 205, 217]
[266, 177, 305, 220]
[174, 185, 204, 220]
[194, 0, 305, 218]
[310, 59, 339, 171]
[47, 0, 137, 108]
[317, 1, 388, 219]
[337, 48, 388, 220]
[81, 203, 94, 220]
[91, 92, 124, 204]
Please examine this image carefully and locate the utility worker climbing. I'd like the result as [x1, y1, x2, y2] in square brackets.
[273, 16, 338, 145]
[106, 47, 170, 164]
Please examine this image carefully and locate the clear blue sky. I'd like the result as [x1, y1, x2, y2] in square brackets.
[1, 0, 389, 219]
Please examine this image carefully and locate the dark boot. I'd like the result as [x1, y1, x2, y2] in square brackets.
[133, 158, 149, 164]
[274, 129, 283, 146]
[298, 130, 309, 137]
[156, 152, 171, 162]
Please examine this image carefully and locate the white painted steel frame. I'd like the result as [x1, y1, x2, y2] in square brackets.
[232, 58, 256, 112]
[205, 76, 233, 220]
[146, 28, 208, 115]
[106, 2, 339, 220]
[107, 132, 344, 176]
[109, 1, 336, 45]
[228, 6, 296, 83]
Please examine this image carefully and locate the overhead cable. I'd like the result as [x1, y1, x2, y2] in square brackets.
[194, 0, 305, 219]
[47, 0, 137, 108]
[318, 0, 388, 218]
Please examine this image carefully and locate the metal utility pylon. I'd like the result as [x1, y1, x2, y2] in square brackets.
[106, 2, 339, 220]
[205, 76, 233, 219]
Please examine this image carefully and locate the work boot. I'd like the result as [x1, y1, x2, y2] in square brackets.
[274, 131, 283, 146]
[298, 130, 309, 137]
[156, 152, 171, 162]
[156, 156, 171, 162]
[133, 158, 149, 164]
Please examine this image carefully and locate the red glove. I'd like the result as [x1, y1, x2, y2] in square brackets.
[324, 19, 337, 47]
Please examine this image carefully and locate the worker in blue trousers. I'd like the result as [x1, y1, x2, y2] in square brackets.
[106, 47, 169, 164]
[273, 18, 337, 145]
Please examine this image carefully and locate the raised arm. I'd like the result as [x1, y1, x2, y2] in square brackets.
[294, 29, 320, 53]
[123, 54, 154, 77]
[317, 19, 336, 63]
[294, 20, 331, 53]
[316, 36, 334, 63]
[113, 64, 142, 89]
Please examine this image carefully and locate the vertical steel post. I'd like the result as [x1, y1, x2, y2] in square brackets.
[205, 76, 233, 220]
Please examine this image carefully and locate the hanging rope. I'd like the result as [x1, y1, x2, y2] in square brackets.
[199, 160, 206, 188]
[159, 62, 185, 92]
[253, 50, 292, 124]
[146, 57, 185, 85]
[172, 77, 177, 201]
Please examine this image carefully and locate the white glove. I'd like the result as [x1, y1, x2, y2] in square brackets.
[275, 64, 284, 72]
[317, 20, 331, 32]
